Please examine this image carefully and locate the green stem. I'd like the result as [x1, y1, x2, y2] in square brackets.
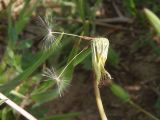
[58, 48, 87, 78]
[129, 101, 159, 120]
[93, 79, 108, 120]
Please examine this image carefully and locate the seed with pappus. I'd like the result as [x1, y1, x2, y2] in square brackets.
[36, 16, 56, 49]
[91, 37, 111, 85]
[42, 67, 69, 97]
[36, 16, 95, 50]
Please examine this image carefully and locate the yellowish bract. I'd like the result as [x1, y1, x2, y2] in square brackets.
[91, 37, 111, 84]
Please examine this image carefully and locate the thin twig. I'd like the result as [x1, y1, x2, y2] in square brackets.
[129, 101, 160, 120]
[94, 1, 133, 24]
[0, 92, 37, 120]
[112, 1, 123, 17]
[54, 17, 130, 30]
[52, 31, 94, 40]
[96, 17, 133, 24]
[93, 79, 108, 120]
[97, 1, 133, 23]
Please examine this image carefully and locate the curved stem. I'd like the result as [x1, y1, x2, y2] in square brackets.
[51, 31, 94, 40]
[93, 79, 108, 120]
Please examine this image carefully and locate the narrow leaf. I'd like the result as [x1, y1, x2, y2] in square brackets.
[0, 35, 63, 93]
[144, 8, 160, 35]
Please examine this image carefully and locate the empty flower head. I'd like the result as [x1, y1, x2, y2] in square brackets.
[42, 67, 69, 97]
[91, 37, 111, 84]
[36, 16, 56, 49]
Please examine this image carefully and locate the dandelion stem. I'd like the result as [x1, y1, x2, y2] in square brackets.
[51, 31, 94, 40]
[58, 47, 87, 78]
[93, 79, 108, 120]
[0, 92, 37, 120]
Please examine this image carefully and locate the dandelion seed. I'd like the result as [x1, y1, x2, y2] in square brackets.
[36, 16, 56, 50]
[91, 37, 112, 85]
[42, 48, 87, 96]
[42, 67, 70, 97]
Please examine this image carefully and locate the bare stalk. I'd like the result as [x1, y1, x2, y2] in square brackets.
[58, 47, 87, 78]
[51, 31, 94, 40]
[0, 92, 37, 120]
[93, 79, 108, 120]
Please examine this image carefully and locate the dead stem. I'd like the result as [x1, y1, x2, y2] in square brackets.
[53, 17, 131, 30]
[0, 92, 37, 120]
[51, 31, 94, 40]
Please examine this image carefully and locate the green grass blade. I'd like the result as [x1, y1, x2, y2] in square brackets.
[32, 89, 58, 106]
[73, 48, 91, 66]
[0, 99, 7, 106]
[2, 107, 14, 120]
[15, 0, 40, 34]
[123, 0, 136, 16]
[144, 8, 160, 35]
[0, 35, 63, 93]
[18, 0, 30, 19]
[40, 112, 80, 120]
[108, 48, 120, 67]
[77, 0, 85, 21]
[31, 47, 90, 105]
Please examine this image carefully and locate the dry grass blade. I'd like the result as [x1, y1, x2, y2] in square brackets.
[0, 92, 37, 120]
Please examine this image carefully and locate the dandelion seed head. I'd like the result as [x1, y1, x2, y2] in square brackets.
[36, 16, 56, 50]
[42, 67, 70, 97]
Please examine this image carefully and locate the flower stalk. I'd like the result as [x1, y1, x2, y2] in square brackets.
[91, 37, 111, 120]
[93, 78, 108, 120]
[51, 31, 94, 40]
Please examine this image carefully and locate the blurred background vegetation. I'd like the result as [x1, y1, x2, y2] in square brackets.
[0, 0, 160, 120]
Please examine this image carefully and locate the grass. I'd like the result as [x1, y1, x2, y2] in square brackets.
[0, 0, 160, 120]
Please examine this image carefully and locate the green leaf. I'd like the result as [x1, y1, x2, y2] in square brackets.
[31, 47, 90, 105]
[32, 89, 58, 106]
[144, 8, 160, 35]
[8, 27, 18, 49]
[123, 0, 136, 16]
[155, 98, 160, 118]
[40, 112, 80, 120]
[16, 39, 33, 50]
[67, 40, 80, 63]
[110, 83, 130, 102]
[15, 0, 40, 34]
[31, 81, 55, 95]
[77, 0, 85, 21]
[74, 48, 91, 66]
[7, 1, 18, 48]
[2, 107, 15, 120]
[0, 99, 7, 106]
[0, 34, 63, 93]
[108, 48, 120, 67]
[149, 40, 160, 55]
